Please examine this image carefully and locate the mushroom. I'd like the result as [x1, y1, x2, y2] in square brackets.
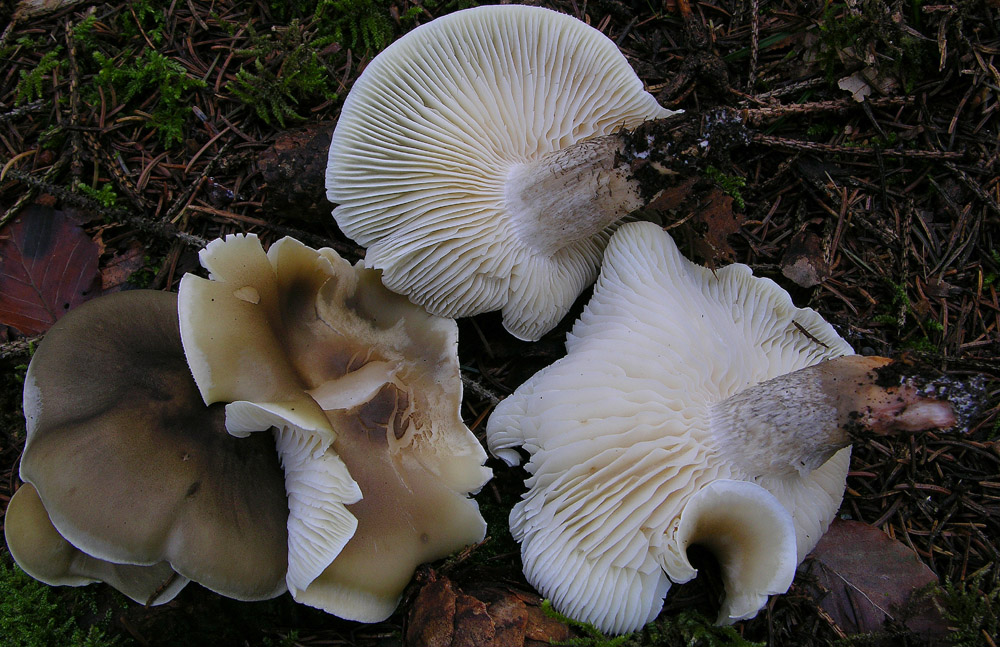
[486, 221, 956, 634]
[178, 233, 491, 622]
[8, 289, 289, 604]
[326, 4, 679, 341]
[4, 483, 189, 605]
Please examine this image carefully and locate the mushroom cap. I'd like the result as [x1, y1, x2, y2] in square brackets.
[4, 483, 190, 605]
[17, 289, 289, 602]
[178, 234, 490, 622]
[486, 221, 854, 634]
[326, 4, 675, 341]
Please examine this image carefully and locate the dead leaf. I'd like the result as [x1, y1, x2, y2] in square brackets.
[13, 0, 87, 20]
[0, 206, 101, 335]
[406, 571, 573, 647]
[838, 72, 873, 102]
[781, 230, 830, 287]
[101, 242, 148, 293]
[689, 189, 742, 267]
[802, 519, 948, 638]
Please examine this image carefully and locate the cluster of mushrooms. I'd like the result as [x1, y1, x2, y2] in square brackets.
[6, 5, 960, 637]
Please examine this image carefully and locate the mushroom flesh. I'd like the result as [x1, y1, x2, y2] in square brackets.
[486, 221, 956, 634]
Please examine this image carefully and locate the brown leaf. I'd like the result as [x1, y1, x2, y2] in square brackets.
[406, 572, 573, 647]
[781, 230, 831, 288]
[0, 206, 101, 335]
[802, 519, 948, 638]
[453, 593, 495, 647]
[689, 188, 742, 266]
[646, 177, 698, 213]
[406, 572, 457, 647]
[101, 242, 148, 293]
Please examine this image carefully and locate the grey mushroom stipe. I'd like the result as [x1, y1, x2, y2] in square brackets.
[327, 4, 679, 341]
[486, 221, 956, 635]
[178, 233, 491, 622]
[7, 289, 289, 605]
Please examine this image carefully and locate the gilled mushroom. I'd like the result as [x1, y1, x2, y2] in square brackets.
[178, 234, 491, 622]
[4, 483, 189, 605]
[326, 4, 679, 341]
[486, 222, 956, 634]
[6, 290, 289, 604]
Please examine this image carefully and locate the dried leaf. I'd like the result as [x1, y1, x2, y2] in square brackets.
[101, 242, 148, 293]
[406, 571, 573, 647]
[13, 0, 87, 20]
[406, 573, 457, 647]
[689, 189, 742, 267]
[0, 206, 101, 335]
[781, 230, 831, 287]
[838, 72, 873, 102]
[803, 519, 948, 638]
[453, 592, 495, 647]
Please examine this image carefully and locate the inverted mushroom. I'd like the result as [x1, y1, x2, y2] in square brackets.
[178, 233, 491, 622]
[8, 289, 289, 604]
[486, 221, 956, 634]
[326, 4, 679, 341]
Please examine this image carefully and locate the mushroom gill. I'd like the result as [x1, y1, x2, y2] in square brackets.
[486, 221, 956, 634]
[326, 4, 678, 341]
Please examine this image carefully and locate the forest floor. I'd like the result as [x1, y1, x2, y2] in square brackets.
[0, 0, 998, 646]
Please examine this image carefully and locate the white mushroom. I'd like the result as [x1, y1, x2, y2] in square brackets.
[486, 221, 955, 634]
[326, 5, 678, 341]
[178, 234, 491, 622]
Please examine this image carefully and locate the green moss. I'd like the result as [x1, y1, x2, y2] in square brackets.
[0, 559, 125, 647]
[117, 0, 167, 44]
[940, 568, 999, 646]
[541, 600, 631, 646]
[815, 0, 935, 89]
[70, 14, 101, 50]
[313, 0, 396, 52]
[225, 0, 484, 125]
[644, 611, 765, 647]
[76, 182, 119, 208]
[14, 48, 63, 105]
[542, 603, 765, 647]
[705, 165, 747, 210]
[227, 20, 339, 127]
[903, 335, 938, 353]
[984, 249, 1000, 287]
[91, 49, 206, 145]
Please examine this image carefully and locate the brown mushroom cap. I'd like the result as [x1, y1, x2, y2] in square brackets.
[4, 483, 189, 605]
[18, 289, 288, 602]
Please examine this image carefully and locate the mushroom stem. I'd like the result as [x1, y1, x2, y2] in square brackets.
[710, 355, 957, 478]
[506, 135, 644, 255]
[506, 110, 750, 255]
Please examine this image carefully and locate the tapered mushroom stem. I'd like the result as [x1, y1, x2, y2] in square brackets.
[506, 135, 644, 255]
[506, 111, 749, 255]
[710, 355, 957, 478]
